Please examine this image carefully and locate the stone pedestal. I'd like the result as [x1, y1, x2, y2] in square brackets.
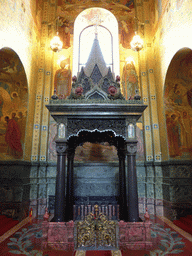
[42, 220, 74, 250]
[119, 220, 152, 250]
[42, 216, 152, 251]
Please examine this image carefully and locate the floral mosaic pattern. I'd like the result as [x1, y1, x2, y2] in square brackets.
[149, 223, 185, 255]
[7, 223, 45, 256]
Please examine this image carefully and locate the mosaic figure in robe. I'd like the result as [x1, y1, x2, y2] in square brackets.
[122, 62, 138, 100]
[54, 59, 71, 99]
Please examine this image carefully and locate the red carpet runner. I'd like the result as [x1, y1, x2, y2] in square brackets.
[173, 215, 192, 235]
[74, 251, 119, 256]
[85, 251, 111, 256]
[0, 215, 19, 236]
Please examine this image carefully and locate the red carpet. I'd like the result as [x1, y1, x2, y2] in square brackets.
[173, 215, 192, 235]
[186, 215, 192, 220]
[86, 251, 111, 256]
[0, 215, 19, 236]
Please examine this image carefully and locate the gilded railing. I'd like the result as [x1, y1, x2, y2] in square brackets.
[76, 205, 118, 249]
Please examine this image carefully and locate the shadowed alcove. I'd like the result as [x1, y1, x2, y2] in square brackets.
[66, 130, 127, 221]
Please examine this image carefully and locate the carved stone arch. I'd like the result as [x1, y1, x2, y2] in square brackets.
[67, 129, 125, 151]
[85, 86, 108, 100]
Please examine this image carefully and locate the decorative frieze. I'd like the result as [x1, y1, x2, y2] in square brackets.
[67, 119, 126, 138]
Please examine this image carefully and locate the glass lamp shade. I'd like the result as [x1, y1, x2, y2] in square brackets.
[130, 34, 143, 52]
[50, 34, 63, 52]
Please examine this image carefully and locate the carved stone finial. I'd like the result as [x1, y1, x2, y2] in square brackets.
[134, 89, 141, 100]
[144, 207, 150, 222]
[43, 207, 49, 221]
[51, 88, 58, 100]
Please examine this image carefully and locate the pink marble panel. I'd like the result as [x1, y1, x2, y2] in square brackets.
[119, 220, 152, 250]
[43, 220, 74, 250]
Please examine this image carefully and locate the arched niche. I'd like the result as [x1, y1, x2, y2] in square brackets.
[164, 47, 192, 159]
[0, 47, 28, 160]
[73, 7, 120, 77]
[67, 130, 122, 219]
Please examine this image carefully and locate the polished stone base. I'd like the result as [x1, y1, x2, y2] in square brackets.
[42, 218, 152, 251]
[42, 220, 74, 250]
[118, 220, 152, 250]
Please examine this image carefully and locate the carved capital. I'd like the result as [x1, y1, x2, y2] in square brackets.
[56, 142, 68, 155]
[126, 142, 137, 154]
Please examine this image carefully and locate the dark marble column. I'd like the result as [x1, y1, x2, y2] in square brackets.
[55, 140, 68, 222]
[126, 141, 139, 222]
[65, 148, 75, 221]
[118, 147, 128, 221]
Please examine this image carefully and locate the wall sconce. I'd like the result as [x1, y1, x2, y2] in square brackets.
[50, 33, 63, 52]
[130, 4, 144, 52]
[130, 32, 143, 52]
[50, 17, 63, 52]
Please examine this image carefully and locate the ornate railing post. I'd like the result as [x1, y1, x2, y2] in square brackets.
[126, 140, 139, 222]
[55, 139, 68, 222]
[118, 146, 128, 221]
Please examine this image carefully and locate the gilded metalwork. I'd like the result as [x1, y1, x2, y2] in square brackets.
[75, 250, 86, 256]
[76, 205, 117, 249]
[111, 250, 122, 256]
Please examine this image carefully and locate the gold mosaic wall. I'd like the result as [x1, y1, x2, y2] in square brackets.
[1, 0, 192, 162]
[0, 0, 42, 161]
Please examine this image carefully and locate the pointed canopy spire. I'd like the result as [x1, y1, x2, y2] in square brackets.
[83, 37, 109, 78]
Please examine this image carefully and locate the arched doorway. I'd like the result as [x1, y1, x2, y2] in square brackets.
[0, 47, 28, 160]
